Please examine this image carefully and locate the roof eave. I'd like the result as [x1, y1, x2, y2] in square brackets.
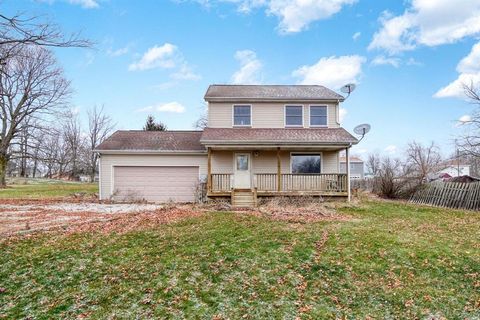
[200, 140, 357, 146]
[204, 97, 345, 103]
[94, 149, 207, 154]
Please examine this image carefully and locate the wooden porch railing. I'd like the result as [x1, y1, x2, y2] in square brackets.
[209, 173, 348, 193]
[254, 173, 277, 192]
[210, 174, 232, 192]
[254, 173, 347, 193]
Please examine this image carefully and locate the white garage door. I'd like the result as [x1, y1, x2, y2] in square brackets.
[113, 166, 199, 202]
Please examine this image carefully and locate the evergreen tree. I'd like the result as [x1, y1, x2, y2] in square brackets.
[143, 115, 167, 131]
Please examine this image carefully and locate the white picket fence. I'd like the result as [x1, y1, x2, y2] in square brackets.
[410, 181, 480, 211]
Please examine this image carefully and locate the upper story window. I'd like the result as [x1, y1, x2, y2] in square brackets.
[233, 105, 251, 126]
[310, 106, 327, 127]
[285, 105, 303, 127]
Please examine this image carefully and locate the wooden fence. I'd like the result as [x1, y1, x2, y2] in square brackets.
[410, 181, 480, 211]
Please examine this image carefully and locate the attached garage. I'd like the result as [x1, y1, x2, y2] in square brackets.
[95, 131, 208, 203]
[112, 166, 199, 202]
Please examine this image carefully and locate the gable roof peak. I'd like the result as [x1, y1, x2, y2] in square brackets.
[204, 84, 345, 101]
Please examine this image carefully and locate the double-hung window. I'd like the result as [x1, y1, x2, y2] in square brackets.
[291, 154, 321, 174]
[233, 105, 251, 126]
[285, 105, 303, 127]
[310, 106, 327, 127]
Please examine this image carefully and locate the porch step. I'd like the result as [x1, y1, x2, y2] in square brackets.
[231, 189, 257, 208]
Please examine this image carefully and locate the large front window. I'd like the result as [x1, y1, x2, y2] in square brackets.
[285, 105, 303, 127]
[291, 154, 321, 173]
[233, 105, 251, 126]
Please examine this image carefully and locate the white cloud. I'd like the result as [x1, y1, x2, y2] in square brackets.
[384, 145, 397, 155]
[68, 0, 99, 8]
[352, 31, 361, 41]
[459, 114, 472, 123]
[292, 55, 365, 89]
[129, 43, 179, 71]
[231, 50, 263, 84]
[435, 41, 480, 98]
[266, 0, 357, 33]
[371, 55, 400, 68]
[339, 107, 347, 123]
[129, 43, 201, 83]
[192, 0, 356, 33]
[137, 102, 186, 113]
[369, 1, 480, 54]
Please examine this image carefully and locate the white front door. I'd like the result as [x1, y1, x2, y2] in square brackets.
[234, 153, 251, 189]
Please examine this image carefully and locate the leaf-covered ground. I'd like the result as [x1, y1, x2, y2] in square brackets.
[0, 201, 479, 319]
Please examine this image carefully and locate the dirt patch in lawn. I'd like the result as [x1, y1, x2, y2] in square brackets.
[254, 197, 355, 223]
[64, 205, 205, 235]
[0, 200, 205, 238]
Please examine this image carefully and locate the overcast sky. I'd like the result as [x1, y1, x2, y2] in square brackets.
[4, 0, 480, 158]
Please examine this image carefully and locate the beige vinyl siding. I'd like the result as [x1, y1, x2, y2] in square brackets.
[208, 103, 233, 127]
[210, 150, 339, 174]
[208, 102, 340, 128]
[211, 150, 234, 173]
[99, 154, 207, 200]
[252, 150, 290, 173]
[322, 151, 340, 173]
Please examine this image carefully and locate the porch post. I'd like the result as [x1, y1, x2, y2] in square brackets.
[277, 147, 281, 192]
[207, 147, 212, 193]
[346, 147, 351, 202]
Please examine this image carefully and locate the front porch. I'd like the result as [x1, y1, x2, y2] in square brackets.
[208, 172, 348, 196]
[205, 147, 352, 200]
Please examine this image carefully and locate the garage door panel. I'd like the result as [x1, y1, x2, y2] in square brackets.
[113, 166, 199, 202]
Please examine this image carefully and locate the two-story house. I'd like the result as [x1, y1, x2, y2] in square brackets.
[96, 85, 358, 206]
[340, 156, 364, 180]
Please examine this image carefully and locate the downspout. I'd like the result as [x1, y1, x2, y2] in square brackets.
[98, 153, 102, 201]
[346, 143, 352, 202]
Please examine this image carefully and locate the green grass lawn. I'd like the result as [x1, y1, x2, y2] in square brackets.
[0, 201, 479, 319]
[0, 179, 98, 199]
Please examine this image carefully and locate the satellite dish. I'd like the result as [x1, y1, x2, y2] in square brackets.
[340, 83, 356, 98]
[353, 123, 371, 142]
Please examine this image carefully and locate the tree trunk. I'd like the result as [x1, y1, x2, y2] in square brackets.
[33, 159, 38, 178]
[0, 154, 8, 188]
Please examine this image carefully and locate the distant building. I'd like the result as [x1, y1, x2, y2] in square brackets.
[340, 156, 364, 180]
[436, 160, 470, 178]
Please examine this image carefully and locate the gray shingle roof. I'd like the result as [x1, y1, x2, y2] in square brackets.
[204, 85, 344, 101]
[95, 130, 205, 152]
[200, 128, 358, 145]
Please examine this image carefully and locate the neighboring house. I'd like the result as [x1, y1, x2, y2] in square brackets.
[339, 156, 364, 180]
[435, 160, 470, 179]
[96, 85, 359, 205]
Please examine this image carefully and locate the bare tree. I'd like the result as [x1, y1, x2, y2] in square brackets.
[456, 83, 480, 158]
[406, 141, 442, 182]
[86, 105, 115, 182]
[366, 153, 381, 176]
[194, 113, 208, 130]
[0, 13, 90, 63]
[373, 156, 416, 199]
[62, 111, 85, 180]
[0, 46, 70, 186]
